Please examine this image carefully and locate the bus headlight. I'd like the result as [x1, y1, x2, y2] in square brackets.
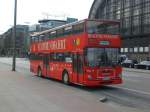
[118, 73, 122, 78]
[88, 75, 92, 80]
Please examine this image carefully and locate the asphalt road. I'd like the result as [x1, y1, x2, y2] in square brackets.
[0, 59, 115, 112]
[0, 57, 150, 112]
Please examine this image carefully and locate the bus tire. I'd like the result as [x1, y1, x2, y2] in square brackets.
[37, 67, 42, 77]
[62, 71, 70, 85]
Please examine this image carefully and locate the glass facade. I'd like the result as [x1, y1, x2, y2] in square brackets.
[96, 0, 150, 36]
[89, 0, 150, 61]
[85, 48, 119, 67]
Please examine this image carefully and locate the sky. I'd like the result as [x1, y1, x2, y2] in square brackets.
[0, 0, 94, 34]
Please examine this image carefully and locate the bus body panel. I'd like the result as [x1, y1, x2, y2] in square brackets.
[30, 33, 121, 53]
[30, 33, 88, 53]
[29, 19, 123, 86]
[83, 66, 122, 86]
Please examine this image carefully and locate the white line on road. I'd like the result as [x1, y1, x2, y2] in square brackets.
[124, 78, 141, 83]
[110, 86, 150, 96]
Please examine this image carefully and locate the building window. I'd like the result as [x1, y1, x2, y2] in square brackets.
[134, 0, 141, 5]
[116, 14, 121, 19]
[143, 13, 150, 24]
[133, 6, 141, 16]
[124, 0, 130, 8]
[143, 13, 150, 33]
[124, 48, 128, 52]
[133, 16, 140, 26]
[124, 17, 130, 28]
[132, 16, 140, 34]
[134, 47, 138, 53]
[145, 0, 150, 2]
[121, 48, 124, 53]
[124, 8, 130, 17]
[129, 48, 133, 52]
[139, 47, 144, 52]
[122, 17, 130, 35]
[144, 2, 150, 14]
[144, 47, 149, 52]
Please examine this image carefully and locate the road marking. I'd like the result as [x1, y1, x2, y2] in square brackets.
[124, 78, 141, 83]
[123, 70, 150, 75]
[110, 86, 150, 96]
[123, 72, 150, 79]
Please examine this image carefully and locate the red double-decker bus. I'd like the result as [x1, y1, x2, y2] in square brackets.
[30, 19, 122, 86]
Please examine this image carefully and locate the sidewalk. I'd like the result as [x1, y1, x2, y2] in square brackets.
[0, 65, 116, 112]
[0, 57, 29, 69]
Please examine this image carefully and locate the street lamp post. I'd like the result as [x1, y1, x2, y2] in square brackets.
[12, 0, 17, 71]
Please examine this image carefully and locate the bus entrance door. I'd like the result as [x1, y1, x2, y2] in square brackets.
[73, 53, 83, 84]
[42, 55, 49, 77]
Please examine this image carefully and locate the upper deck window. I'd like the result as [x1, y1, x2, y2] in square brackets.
[64, 26, 72, 35]
[39, 34, 45, 41]
[57, 28, 64, 37]
[31, 36, 39, 42]
[86, 20, 120, 35]
[73, 23, 84, 34]
[50, 31, 56, 38]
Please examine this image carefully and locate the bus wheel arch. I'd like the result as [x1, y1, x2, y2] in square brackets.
[37, 66, 42, 77]
[62, 70, 70, 85]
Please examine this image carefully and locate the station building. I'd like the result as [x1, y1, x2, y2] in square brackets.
[89, 0, 150, 61]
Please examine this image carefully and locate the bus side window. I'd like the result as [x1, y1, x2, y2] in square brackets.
[50, 53, 55, 61]
[78, 54, 83, 73]
[57, 28, 64, 38]
[73, 23, 84, 34]
[38, 35, 41, 41]
[72, 54, 83, 73]
[29, 53, 33, 60]
[48, 32, 52, 39]
[35, 36, 39, 42]
[40, 34, 48, 41]
[64, 52, 72, 63]
[30, 53, 42, 60]
[56, 53, 65, 62]
[42, 33, 49, 40]
[31, 36, 34, 43]
[50, 31, 56, 38]
[50, 53, 68, 62]
[64, 26, 72, 36]
[49, 53, 52, 61]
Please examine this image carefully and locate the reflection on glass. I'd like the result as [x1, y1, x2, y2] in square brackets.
[85, 48, 119, 67]
[86, 20, 119, 34]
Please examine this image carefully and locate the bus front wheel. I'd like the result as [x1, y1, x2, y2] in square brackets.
[62, 72, 70, 85]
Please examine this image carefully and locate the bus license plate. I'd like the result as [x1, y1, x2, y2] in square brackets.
[103, 77, 110, 81]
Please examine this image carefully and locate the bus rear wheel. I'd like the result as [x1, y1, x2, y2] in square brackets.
[37, 67, 42, 77]
[62, 72, 69, 85]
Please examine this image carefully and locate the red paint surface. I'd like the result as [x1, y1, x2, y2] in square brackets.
[30, 32, 122, 86]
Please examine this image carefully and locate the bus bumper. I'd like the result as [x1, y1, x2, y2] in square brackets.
[83, 78, 122, 87]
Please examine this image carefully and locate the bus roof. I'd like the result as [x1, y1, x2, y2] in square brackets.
[31, 19, 120, 37]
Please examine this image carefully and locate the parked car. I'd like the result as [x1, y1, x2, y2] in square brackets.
[121, 59, 138, 68]
[119, 55, 128, 63]
[134, 61, 150, 70]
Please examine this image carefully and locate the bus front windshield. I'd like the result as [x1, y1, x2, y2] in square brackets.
[85, 48, 119, 67]
[86, 20, 119, 35]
